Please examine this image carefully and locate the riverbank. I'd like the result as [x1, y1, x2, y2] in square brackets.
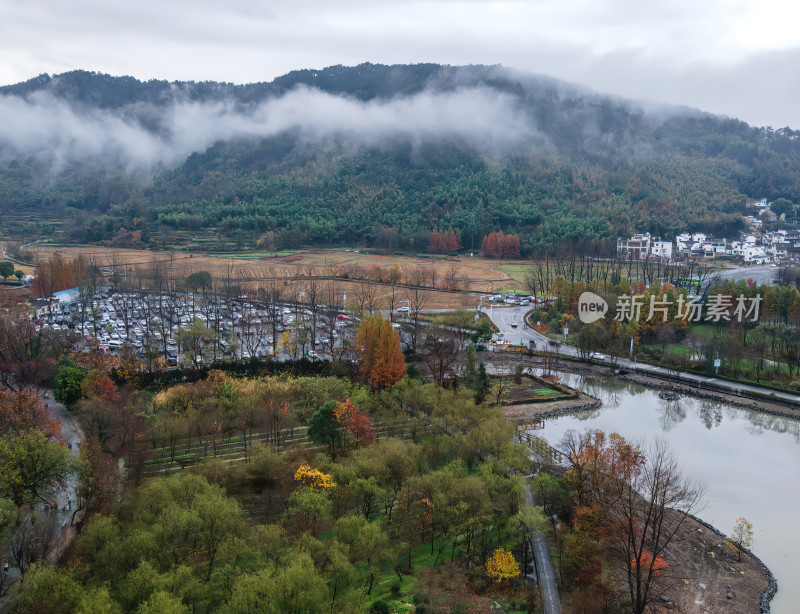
[503, 392, 600, 422]
[481, 351, 800, 422]
[656, 511, 773, 614]
[495, 355, 781, 612]
[618, 371, 800, 421]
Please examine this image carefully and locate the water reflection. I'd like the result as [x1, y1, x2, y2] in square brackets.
[698, 400, 723, 430]
[657, 398, 686, 431]
[530, 367, 800, 439]
[746, 411, 800, 442]
[522, 368, 800, 611]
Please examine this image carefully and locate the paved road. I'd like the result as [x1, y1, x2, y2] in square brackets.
[484, 305, 578, 355]
[0, 392, 82, 606]
[525, 487, 561, 614]
[39, 393, 82, 560]
[708, 264, 778, 288]
[484, 306, 800, 405]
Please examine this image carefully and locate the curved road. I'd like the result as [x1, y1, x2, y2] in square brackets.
[485, 305, 800, 406]
[525, 487, 561, 614]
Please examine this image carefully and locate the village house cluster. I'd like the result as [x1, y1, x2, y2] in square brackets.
[617, 199, 800, 264]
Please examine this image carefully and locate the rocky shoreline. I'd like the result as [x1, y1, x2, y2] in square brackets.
[618, 371, 800, 422]
[492, 354, 780, 612]
[503, 394, 601, 422]
[684, 513, 778, 613]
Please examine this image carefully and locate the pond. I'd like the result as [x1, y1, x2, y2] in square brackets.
[525, 369, 800, 613]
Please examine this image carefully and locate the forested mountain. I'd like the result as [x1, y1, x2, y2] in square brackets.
[1, 63, 799, 253]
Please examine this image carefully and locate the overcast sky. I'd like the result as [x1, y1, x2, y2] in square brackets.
[2, 0, 799, 128]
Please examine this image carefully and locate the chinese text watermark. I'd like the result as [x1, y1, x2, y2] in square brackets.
[577, 292, 762, 324]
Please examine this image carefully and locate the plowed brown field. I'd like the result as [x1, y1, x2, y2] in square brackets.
[28, 246, 527, 309]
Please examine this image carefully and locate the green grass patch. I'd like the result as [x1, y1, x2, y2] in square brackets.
[425, 310, 480, 329]
[496, 264, 530, 284]
[496, 288, 528, 295]
[686, 324, 717, 338]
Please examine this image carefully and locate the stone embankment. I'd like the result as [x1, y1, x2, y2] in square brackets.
[495, 354, 779, 612]
[685, 513, 777, 613]
[618, 372, 800, 421]
[503, 394, 600, 422]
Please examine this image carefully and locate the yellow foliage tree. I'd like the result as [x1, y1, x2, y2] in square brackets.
[294, 464, 335, 490]
[486, 548, 519, 582]
[728, 517, 754, 561]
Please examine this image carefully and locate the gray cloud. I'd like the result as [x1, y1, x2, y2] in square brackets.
[0, 86, 538, 170]
[2, 0, 799, 128]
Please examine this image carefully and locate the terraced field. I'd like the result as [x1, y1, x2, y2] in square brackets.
[27, 244, 528, 309]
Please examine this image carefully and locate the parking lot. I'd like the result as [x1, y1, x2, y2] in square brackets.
[36, 288, 359, 368]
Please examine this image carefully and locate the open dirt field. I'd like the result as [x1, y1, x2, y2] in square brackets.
[27, 246, 528, 309]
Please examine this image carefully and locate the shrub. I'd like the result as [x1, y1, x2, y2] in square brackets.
[370, 600, 390, 614]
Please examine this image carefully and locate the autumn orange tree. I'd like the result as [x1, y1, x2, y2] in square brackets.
[481, 231, 521, 259]
[307, 399, 374, 451]
[81, 370, 119, 402]
[560, 430, 704, 614]
[354, 315, 406, 390]
[428, 229, 462, 254]
[334, 399, 375, 448]
[631, 552, 668, 576]
[0, 388, 60, 439]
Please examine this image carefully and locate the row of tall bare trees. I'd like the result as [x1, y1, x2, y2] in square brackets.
[524, 243, 718, 297]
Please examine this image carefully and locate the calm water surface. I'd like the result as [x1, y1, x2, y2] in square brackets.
[526, 370, 800, 613]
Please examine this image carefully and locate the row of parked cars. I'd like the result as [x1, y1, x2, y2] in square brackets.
[485, 294, 537, 305]
[36, 289, 356, 366]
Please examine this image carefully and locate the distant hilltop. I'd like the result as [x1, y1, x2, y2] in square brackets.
[1, 63, 799, 254]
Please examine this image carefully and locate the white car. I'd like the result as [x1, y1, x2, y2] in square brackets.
[591, 353, 607, 361]
[397, 306, 410, 312]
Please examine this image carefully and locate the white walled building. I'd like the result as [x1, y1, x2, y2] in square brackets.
[676, 233, 725, 258]
[742, 245, 770, 263]
[617, 233, 673, 260]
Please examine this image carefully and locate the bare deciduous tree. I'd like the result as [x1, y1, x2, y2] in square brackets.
[560, 430, 705, 614]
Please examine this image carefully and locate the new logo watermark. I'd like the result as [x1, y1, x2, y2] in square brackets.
[577, 292, 761, 324]
[578, 292, 608, 324]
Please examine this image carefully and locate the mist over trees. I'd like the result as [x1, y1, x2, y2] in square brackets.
[1, 63, 799, 252]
